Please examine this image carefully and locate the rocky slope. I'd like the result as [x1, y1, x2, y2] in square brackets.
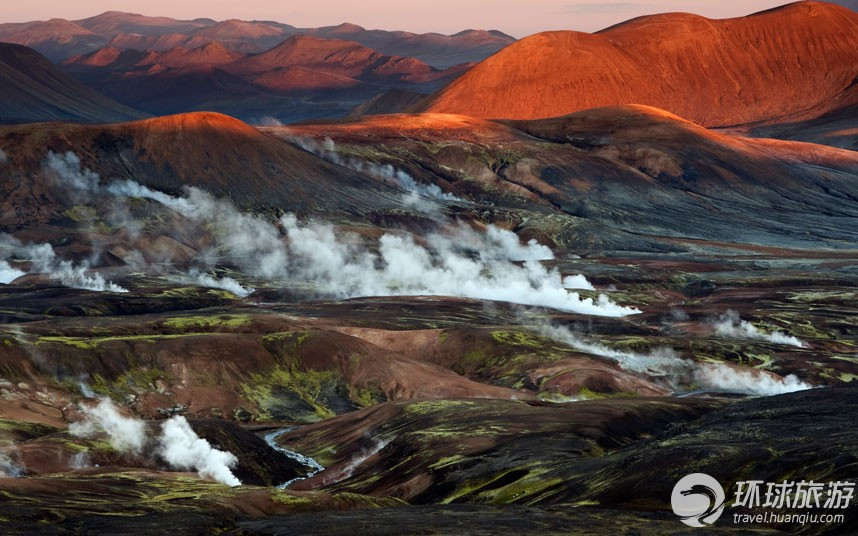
[0, 43, 145, 124]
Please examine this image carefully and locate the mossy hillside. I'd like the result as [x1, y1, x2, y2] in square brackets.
[0, 470, 403, 524]
[441, 465, 564, 505]
[162, 314, 252, 332]
[241, 331, 379, 422]
[288, 398, 725, 505]
[437, 328, 581, 384]
[0, 419, 58, 444]
[240, 366, 339, 423]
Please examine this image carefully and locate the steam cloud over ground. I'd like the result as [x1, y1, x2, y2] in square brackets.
[527, 316, 812, 396]
[39, 151, 638, 316]
[69, 399, 241, 486]
[713, 310, 805, 347]
[286, 135, 463, 212]
[0, 233, 127, 292]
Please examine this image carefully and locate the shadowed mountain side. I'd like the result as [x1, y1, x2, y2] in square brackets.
[60, 36, 470, 123]
[0, 43, 145, 124]
[347, 89, 428, 118]
[748, 101, 858, 151]
[0, 112, 406, 226]
[282, 106, 858, 249]
[416, 1, 858, 128]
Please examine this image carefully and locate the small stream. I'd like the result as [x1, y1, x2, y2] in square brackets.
[263, 427, 325, 489]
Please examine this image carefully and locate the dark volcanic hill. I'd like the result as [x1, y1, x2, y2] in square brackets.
[0, 42, 145, 124]
[417, 1, 858, 128]
[0, 111, 405, 225]
[281, 105, 858, 249]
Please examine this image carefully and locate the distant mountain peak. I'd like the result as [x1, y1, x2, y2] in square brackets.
[329, 22, 366, 32]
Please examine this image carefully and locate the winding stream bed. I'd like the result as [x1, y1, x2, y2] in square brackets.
[263, 428, 325, 489]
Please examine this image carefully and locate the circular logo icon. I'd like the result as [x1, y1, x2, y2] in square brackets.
[671, 473, 726, 527]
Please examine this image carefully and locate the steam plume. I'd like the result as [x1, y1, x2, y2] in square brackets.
[69, 398, 146, 453]
[38, 150, 636, 315]
[713, 310, 804, 347]
[694, 363, 812, 395]
[0, 260, 25, 284]
[158, 416, 241, 487]
[105, 178, 635, 316]
[192, 271, 255, 298]
[0, 452, 24, 477]
[0, 233, 127, 292]
[526, 317, 812, 396]
[69, 399, 242, 486]
[45, 151, 99, 198]
[287, 135, 463, 210]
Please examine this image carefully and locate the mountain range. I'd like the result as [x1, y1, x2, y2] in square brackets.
[0, 11, 514, 68]
[58, 35, 471, 123]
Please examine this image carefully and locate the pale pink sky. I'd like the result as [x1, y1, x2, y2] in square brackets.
[0, 1, 821, 37]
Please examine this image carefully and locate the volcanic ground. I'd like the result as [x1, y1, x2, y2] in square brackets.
[0, 103, 855, 534]
[0, 3, 857, 535]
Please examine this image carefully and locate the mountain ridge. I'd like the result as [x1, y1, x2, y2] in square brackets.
[416, 1, 858, 127]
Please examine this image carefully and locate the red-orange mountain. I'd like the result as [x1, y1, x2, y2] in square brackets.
[418, 1, 858, 127]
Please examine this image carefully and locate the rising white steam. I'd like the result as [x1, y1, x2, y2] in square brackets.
[255, 116, 283, 127]
[0, 260, 25, 284]
[713, 310, 804, 347]
[0, 233, 127, 292]
[192, 271, 255, 298]
[41, 150, 634, 315]
[288, 135, 463, 210]
[48, 259, 128, 293]
[0, 148, 7, 164]
[280, 214, 633, 314]
[533, 322, 686, 375]
[694, 363, 813, 395]
[0, 452, 24, 477]
[527, 318, 811, 396]
[158, 416, 241, 487]
[104, 178, 634, 316]
[107, 179, 194, 213]
[69, 399, 242, 486]
[45, 151, 99, 197]
[338, 438, 391, 481]
[70, 451, 91, 469]
[69, 398, 147, 453]
[78, 380, 96, 398]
